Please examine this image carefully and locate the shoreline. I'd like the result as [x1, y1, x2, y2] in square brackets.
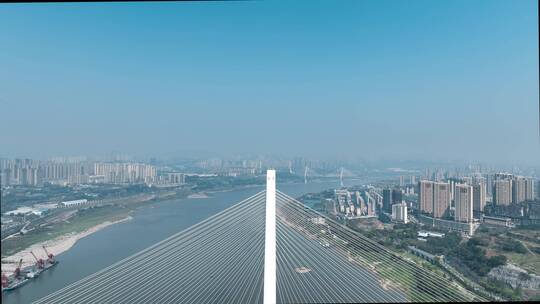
[1, 216, 132, 274]
[187, 192, 210, 199]
[1, 184, 263, 272]
[1, 179, 343, 273]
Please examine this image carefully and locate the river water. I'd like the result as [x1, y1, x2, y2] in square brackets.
[3, 179, 369, 304]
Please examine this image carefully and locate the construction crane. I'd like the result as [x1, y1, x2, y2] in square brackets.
[14, 258, 23, 278]
[42, 246, 55, 264]
[1, 273, 8, 288]
[30, 251, 45, 269]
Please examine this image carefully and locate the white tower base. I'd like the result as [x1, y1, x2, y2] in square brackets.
[264, 170, 276, 304]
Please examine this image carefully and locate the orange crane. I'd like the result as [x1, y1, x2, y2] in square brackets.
[13, 258, 23, 279]
[1, 273, 8, 288]
[42, 246, 55, 264]
[30, 251, 45, 269]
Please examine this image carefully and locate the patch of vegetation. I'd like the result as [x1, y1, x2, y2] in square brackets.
[414, 232, 506, 277]
[454, 240, 507, 276]
[498, 238, 528, 254]
[417, 231, 461, 255]
[469, 236, 489, 247]
[471, 227, 540, 275]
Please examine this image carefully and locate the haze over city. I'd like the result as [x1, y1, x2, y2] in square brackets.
[3, 1, 540, 303]
[1, 0, 538, 165]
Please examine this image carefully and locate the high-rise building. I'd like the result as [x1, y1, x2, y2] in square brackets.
[525, 178, 535, 201]
[455, 184, 473, 223]
[361, 191, 376, 216]
[536, 180, 540, 200]
[493, 179, 512, 206]
[512, 177, 527, 204]
[382, 189, 392, 213]
[485, 174, 493, 197]
[334, 189, 353, 215]
[424, 168, 432, 180]
[473, 181, 486, 213]
[392, 189, 402, 205]
[20, 167, 38, 186]
[410, 175, 416, 185]
[447, 178, 463, 205]
[495, 172, 514, 180]
[167, 173, 186, 184]
[433, 182, 450, 218]
[392, 202, 408, 223]
[419, 180, 434, 215]
[369, 189, 383, 212]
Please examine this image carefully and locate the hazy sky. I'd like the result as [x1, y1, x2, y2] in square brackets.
[1, 0, 538, 165]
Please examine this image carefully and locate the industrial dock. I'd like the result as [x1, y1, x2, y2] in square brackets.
[2, 246, 58, 292]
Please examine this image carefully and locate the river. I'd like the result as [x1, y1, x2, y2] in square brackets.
[3, 179, 370, 304]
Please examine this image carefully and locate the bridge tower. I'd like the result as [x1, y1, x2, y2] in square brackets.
[264, 170, 277, 304]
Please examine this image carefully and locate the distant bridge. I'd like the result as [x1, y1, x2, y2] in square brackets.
[34, 171, 484, 303]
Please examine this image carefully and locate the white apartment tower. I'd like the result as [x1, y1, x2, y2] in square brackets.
[525, 179, 535, 201]
[473, 181, 486, 213]
[392, 202, 408, 223]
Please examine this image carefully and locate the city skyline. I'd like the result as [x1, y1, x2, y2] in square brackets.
[2, 1, 540, 302]
[1, 0, 539, 164]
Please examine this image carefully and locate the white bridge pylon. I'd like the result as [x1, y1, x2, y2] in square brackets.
[264, 170, 276, 304]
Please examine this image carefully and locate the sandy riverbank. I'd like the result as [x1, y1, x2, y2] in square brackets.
[187, 192, 210, 199]
[1, 216, 132, 274]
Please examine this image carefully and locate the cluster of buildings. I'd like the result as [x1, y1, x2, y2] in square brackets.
[195, 158, 265, 176]
[0, 158, 160, 187]
[2, 199, 87, 217]
[93, 162, 157, 184]
[382, 189, 403, 213]
[333, 189, 379, 218]
[165, 173, 186, 185]
[417, 178, 484, 234]
[329, 185, 411, 224]
[381, 188, 408, 223]
[194, 156, 357, 178]
[491, 173, 535, 206]
[417, 173, 537, 235]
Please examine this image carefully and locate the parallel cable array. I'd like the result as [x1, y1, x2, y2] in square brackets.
[276, 190, 485, 303]
[33, 189, 483, 303]
[34, 191, 267, 304]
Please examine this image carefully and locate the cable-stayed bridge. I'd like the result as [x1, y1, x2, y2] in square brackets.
[34, 171, 484, 304]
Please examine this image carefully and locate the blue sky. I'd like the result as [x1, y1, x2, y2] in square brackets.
[0, 0, 538, 165]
